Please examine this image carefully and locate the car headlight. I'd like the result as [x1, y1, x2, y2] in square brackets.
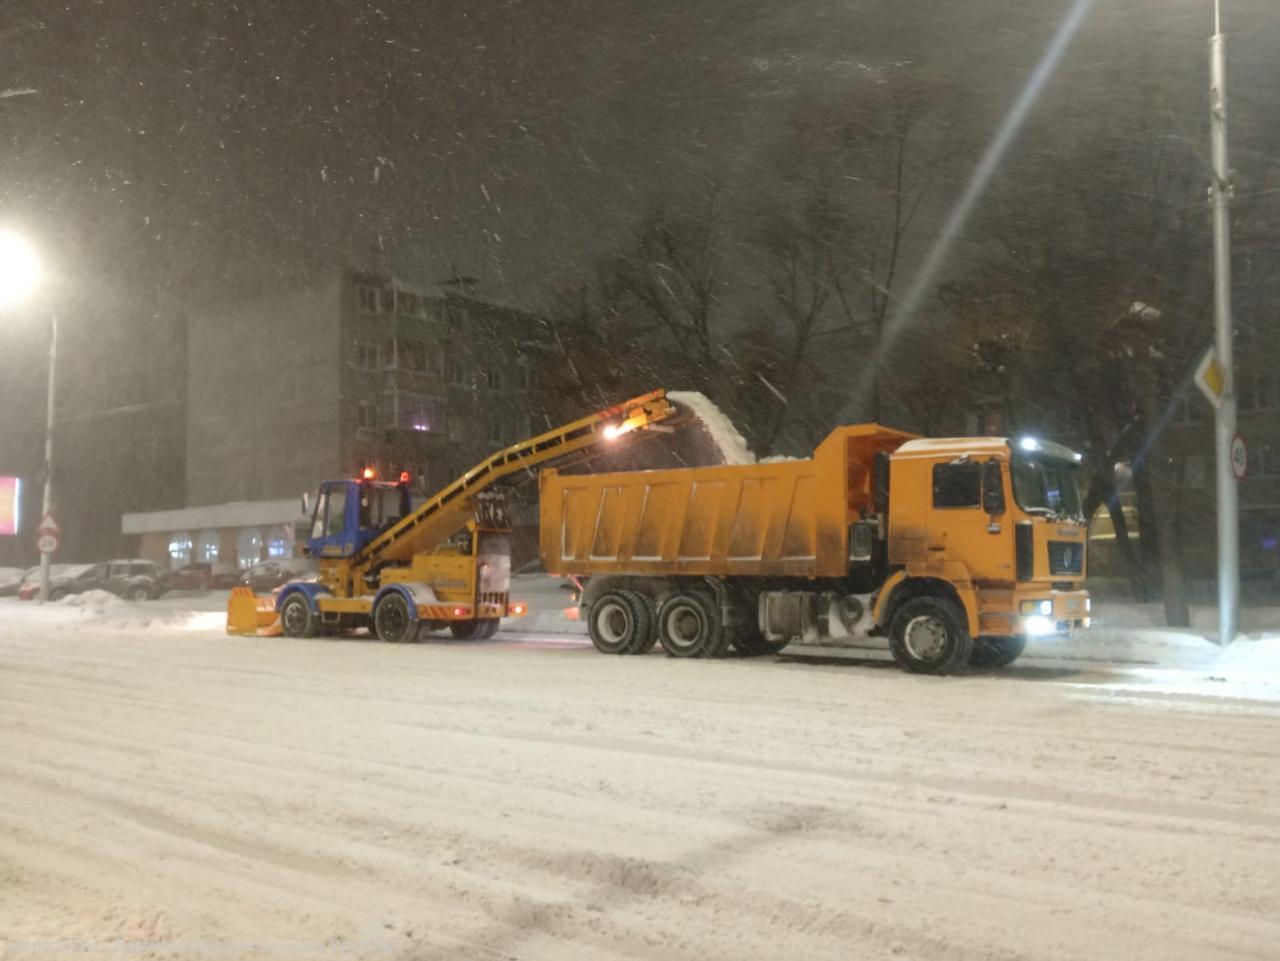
[1020, 599, 1054, 616]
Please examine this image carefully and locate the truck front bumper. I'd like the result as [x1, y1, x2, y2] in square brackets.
[1016, 589, 1090, 636]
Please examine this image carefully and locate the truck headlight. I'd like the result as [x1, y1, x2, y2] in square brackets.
[1020, 599, 1053, 616]
[1024, 615, 1055, 636]
[1085, 597, 1092, 613]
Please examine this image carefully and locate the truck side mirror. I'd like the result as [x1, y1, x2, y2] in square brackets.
[982, 461, 1005, 516]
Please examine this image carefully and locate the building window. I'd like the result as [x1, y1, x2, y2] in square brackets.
[1238, 373, 1278, 412]
[195, 529, 220, 563]
[357, 285, 380, 314]
[447, 360, 466, 385]
[236, 527, 263, 570]
[400, 292, 420, 317]
[168, 531, 193, 568]
[482, 367, 502, 390]
[932, 462, 981, 509]
[1182, 454, 1208, 490]
[1253, 444, 1278, 478]
[381, 287, 396, 314]
[388, 392, 445, 433]
[357, 402, 374, 429]
[400, 341, 430, 373]
[266, 525, 292, 559]
[489, 419, 504, 445]
[516, 363, 531, 390]
[355, 342, 381, 370]
[1171, 394, 1205, 424]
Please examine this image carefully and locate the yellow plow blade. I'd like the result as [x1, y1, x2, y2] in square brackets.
[226, 586, 282, 637]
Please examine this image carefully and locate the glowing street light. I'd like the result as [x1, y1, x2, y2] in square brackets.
[0, 228, 58, 603]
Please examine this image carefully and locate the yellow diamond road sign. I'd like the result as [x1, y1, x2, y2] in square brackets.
[1195, 349, 1226, 409]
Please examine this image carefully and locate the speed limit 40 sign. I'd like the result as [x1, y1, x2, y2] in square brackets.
[1231, 434, 1247, 481]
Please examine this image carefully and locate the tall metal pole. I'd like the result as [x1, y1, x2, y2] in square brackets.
[1209, 0, 1238, 645]
[37, 303, 57, 604]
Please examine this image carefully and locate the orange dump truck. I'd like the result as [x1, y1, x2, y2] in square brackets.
[540, 423, 1090, 673]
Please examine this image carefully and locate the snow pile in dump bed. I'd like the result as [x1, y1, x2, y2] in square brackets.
[668, 390, 755, 465]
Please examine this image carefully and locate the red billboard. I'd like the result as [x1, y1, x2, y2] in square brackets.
[0, 477, 20, 535]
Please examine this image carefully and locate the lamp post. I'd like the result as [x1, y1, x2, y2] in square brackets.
[0, 229, 57, 603]
[1209, 1, 1238, 645]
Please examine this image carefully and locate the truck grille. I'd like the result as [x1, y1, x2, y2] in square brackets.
[479, 591, 508, 609]
[1015, 524, 1034, 581]
[1048, 541, 1084, 575]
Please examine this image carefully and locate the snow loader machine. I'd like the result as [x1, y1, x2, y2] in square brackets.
[542, 426, 1091, 674]
[227, 390, 678, 642]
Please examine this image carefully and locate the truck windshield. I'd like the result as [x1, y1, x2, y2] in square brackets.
[1011, 455, 1083, 521]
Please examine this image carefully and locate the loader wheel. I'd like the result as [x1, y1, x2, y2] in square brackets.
[478, 618, 501, 639]
[587, 591, 639, 655]
[657, 591, 726, 658]
[619, 590, 656, 654]
[373, 593, 414, 643]
[970, 635, 1027, 669]
[279, 593, 315, 638]
[888, 596, 972, 675]
[449, 619, 493, 640]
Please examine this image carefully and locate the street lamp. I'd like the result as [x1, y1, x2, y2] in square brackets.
[1208, 2, 1239, 645]
[0, 229, 58, 603]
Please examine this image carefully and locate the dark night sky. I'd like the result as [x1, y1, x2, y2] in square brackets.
[3, 0, 1271, 315]
[1, 0, 1278, 561]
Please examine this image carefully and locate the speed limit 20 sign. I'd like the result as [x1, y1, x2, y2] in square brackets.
[1231, 434, 1247, 481]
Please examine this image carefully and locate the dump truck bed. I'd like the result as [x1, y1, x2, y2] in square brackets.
[540, 423, 914, 579]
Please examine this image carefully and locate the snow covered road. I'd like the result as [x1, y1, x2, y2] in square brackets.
[2, 614, 1279, 960]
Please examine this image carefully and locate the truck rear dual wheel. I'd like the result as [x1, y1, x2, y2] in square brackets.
[970, 635, 1027, 668]
[656, 591, 730, 659]
[587, 590, 653, 654]
[888, 596, 973, 675]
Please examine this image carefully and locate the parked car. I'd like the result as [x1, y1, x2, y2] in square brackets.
[17, 563, 95, 600]
[0, 566, 35, 597]
[239, 558, 316, 593]
[20, 559, 167, 601]
[165, 561, 241, 591]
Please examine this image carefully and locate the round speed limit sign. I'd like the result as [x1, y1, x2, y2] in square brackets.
[37, 532, 59, 554]
[1231, 434, 1247, 481]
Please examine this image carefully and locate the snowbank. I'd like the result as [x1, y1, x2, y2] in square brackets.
[668, 390, 755, 465]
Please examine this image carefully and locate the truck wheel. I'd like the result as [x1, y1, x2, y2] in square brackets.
[373, 593, 414, 643]
[657, 591, 725, 658]
[279, 593, 315, 638]
[734, 632, 790, 657]
[619, 590, 656, 654]
[587, 591, 639, 654]
[478, 618, 501, 639]
[970, 635, 1027, 668]
[889, 596, 973, 675]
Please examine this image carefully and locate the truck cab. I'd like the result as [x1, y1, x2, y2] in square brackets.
[306, 473, 411, 560]
[878, 436, 1090, 668]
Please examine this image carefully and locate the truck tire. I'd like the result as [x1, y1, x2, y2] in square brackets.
[373, 593, 414, 643]
[478, 618, 501, 639]
[970, 635, 1027, 668]
[657, 591, 727, 658]
[279, 593, 316, 638]
[449, 619, 491, 640]
[734, 631, 790, 657]
[888, 596, 972, 675]
[587, 591, 641, 654]
[619, 590, 656, 654]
